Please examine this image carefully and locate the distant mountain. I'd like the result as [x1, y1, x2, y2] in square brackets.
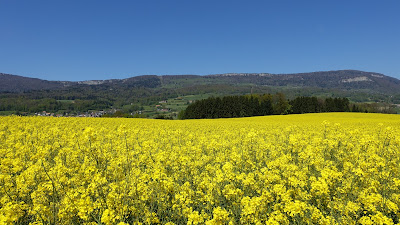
[0, 73, 161, 92]
[0, 73, 72, 92]
[161, 70, 400, 95]
[1, 70, 400, 94]
[206, 70, 400, 94]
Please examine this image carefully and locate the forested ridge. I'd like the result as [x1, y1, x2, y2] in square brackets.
[1, 70, 400, 116]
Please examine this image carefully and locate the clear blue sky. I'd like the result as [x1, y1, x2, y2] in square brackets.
[1, 0, 399, 81]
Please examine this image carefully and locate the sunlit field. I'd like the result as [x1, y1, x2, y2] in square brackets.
[1, 113, 400, 224]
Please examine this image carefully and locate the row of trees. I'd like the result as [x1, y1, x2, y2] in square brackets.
[289, 96, 350, 114]
[0, 97, 112, 113]
[179, 94, 352, 119]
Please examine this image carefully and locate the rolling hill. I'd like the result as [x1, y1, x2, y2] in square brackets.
[1, 70, 399, 94]
[1, 70, 400, 116]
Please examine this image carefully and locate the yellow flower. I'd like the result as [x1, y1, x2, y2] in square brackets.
[0, 113, 399, 224]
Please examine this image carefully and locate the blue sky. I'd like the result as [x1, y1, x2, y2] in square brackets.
[1, 0, 399, 81]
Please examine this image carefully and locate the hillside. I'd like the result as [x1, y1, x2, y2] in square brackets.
[0, 70, 400, 93]
[208, 70, 400, 93]
[1, 70, 400, 116]
[0, 73, 73, 92]
[0, 73, 161, 92]
[1, 70, 399, 94]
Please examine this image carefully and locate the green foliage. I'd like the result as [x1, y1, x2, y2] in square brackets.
[153, 114, 174, 120]
[290, 97, 350, 114]
[102, 110, 133, 118]
[351, 102, 397, 114]
[181, 94, 277, 119]
[180, 94, 358, 119]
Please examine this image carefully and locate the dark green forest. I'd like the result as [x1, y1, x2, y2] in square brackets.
[179, 94, 356, 119]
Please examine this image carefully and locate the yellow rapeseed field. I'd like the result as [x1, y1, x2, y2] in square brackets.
[1, 113, 400, 224]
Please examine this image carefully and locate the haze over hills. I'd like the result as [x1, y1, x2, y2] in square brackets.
[1, 70, 400, 94]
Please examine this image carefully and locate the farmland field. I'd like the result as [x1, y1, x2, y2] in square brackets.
[1, 113, 400, 224]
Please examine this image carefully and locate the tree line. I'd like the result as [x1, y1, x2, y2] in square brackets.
[289, 96, 349, 114]
[0, 97, 112, 114]
[179, 94, 353, 119]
